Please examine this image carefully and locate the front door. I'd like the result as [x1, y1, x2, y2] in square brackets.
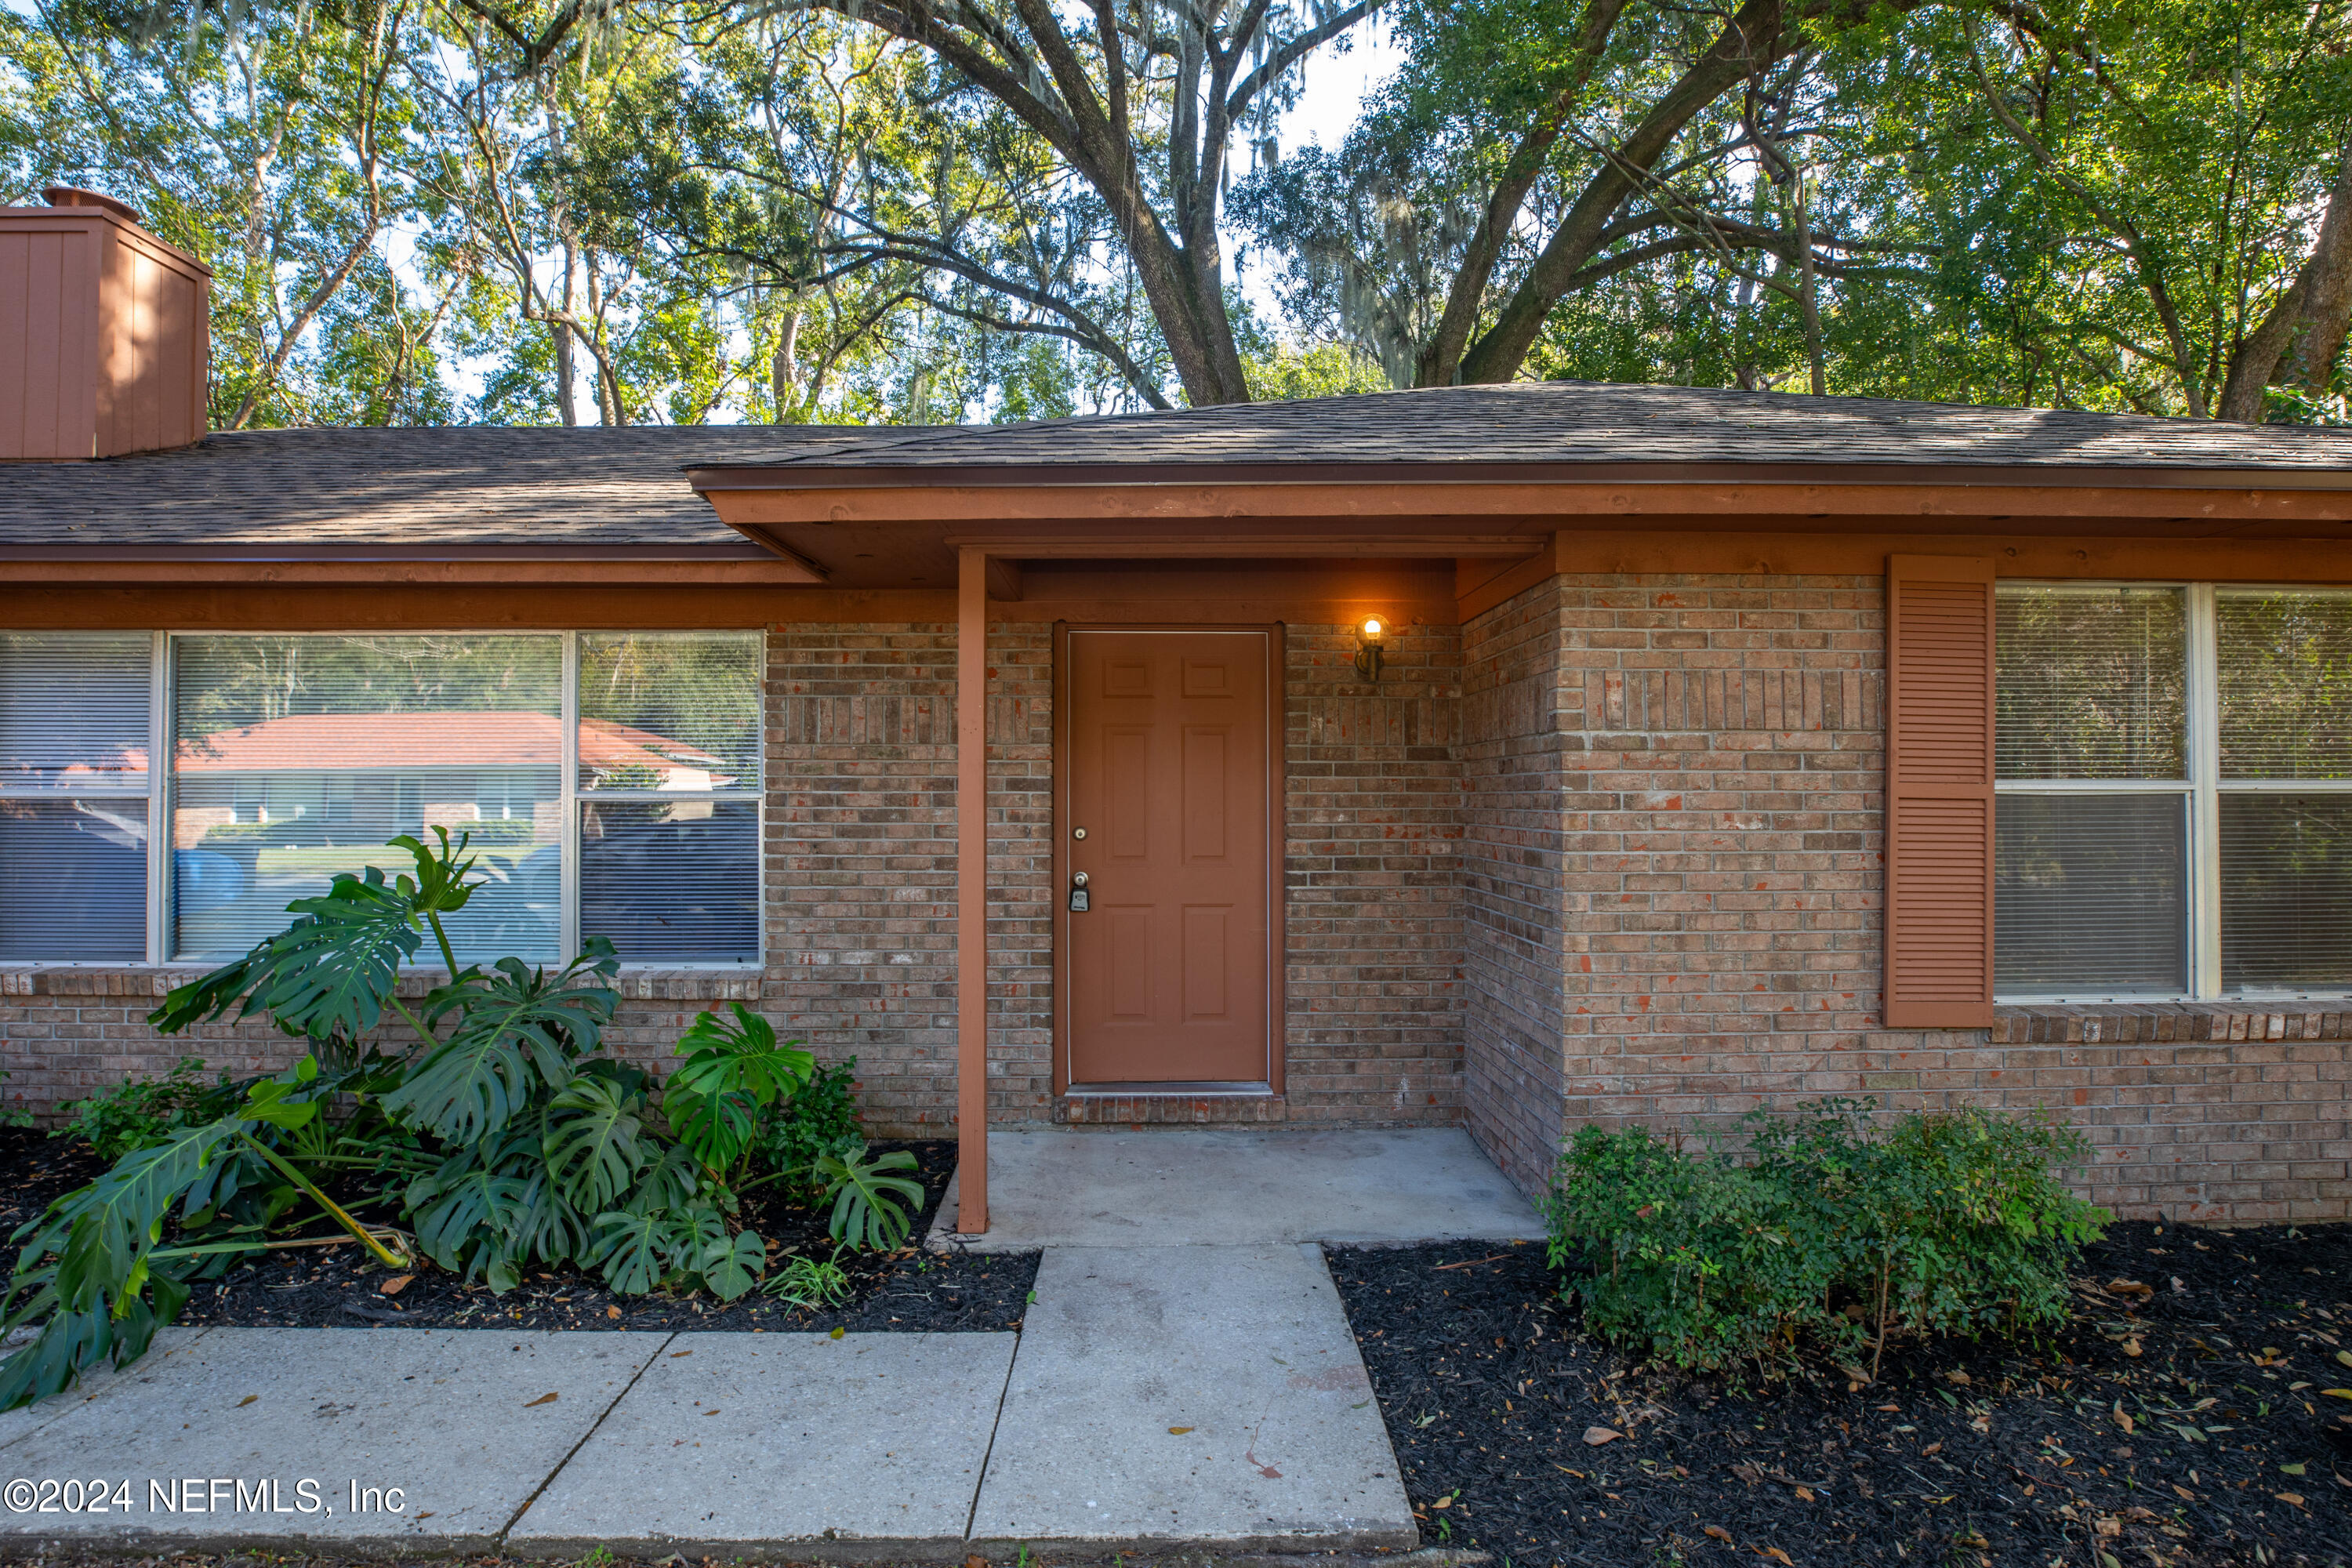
[1065, 630, 1272, 1086]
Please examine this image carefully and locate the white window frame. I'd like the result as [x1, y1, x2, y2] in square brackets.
[1995, 581, 2352, 1003]
[11, 629, 762, 970]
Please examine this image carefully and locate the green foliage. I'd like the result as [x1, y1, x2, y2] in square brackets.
[750, 1057, 863, 1198]
[1544, 1100, 2108, 1380]
[664, 1004, 815, 1184]
[53, 1057, 215, 1160]
[764, 1252, 852, 1308]
[2, 830, 797, 1410]
[815, 1147, 925, 1253]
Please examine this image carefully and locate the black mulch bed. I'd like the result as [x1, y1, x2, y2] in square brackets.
[0, 1127, 1035, 1335]
[1333, 1224, 2352, 1568]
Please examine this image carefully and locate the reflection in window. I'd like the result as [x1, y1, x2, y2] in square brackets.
[169, 635, 563, 963]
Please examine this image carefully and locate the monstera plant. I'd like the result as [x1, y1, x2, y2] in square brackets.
[0, 829, 920, 1411]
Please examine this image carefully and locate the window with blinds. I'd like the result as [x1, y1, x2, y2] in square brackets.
[1993, 587, 2190, 996]
[170, 635, 565, 964]
[1994, 585, 2351, 999]
[2216, 592, 2351, 993]
[576, 634, 762, 963]
[0, 633, 153, 962]
[0, 630, 763, 968]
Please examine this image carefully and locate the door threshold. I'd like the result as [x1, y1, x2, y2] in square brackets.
[1063, 1080, 1276, 1098]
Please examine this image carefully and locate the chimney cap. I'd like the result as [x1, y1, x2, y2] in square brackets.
[42, 187, 145, 225]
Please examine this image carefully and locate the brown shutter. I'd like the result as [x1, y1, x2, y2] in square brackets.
[1884, 554, 1996, 1028]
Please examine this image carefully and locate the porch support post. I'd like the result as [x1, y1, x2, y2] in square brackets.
[955, 545, 989, 1234]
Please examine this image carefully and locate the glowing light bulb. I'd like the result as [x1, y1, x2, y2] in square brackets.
[1360, 617, 1384, 641]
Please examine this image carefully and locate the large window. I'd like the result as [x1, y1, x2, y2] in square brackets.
[1995, 586, 2351, 998]
[0, 631, 762, 967]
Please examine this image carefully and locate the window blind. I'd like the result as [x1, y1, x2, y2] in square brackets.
[578, 633, 762, 793]
[0, 633, 151, 787]
[2220, 795, 2352, 993]
[1994, 793, 2187, 994]
[2216, 592, 2352, 780]
[0, 634, 152, 962]
[169, 634, 563, 963]
[576, 633, 761, 962]
[1995, 587, 2185, 779]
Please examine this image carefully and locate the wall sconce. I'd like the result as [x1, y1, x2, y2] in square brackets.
[1353, 615, 1388, 684]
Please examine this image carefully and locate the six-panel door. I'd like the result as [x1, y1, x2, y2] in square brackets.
[1065, 630, 1271, 1085]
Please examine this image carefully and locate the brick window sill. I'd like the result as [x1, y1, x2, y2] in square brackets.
[1993, 1000, 2351, 1044]
[2, 963, 763, 1003]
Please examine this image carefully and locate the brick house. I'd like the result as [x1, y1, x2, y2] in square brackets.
[5, 189, 2350, 1229]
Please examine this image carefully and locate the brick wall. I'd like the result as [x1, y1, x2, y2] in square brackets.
[1456, 572, 2352, 1225]
[1282, 621, 1465, 1124]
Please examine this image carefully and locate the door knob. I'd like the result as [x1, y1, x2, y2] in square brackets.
[1068, 870, 1091, 913]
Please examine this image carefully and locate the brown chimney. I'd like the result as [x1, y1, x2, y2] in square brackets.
[0, 187, 211, 460]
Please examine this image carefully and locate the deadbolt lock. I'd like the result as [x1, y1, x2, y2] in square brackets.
[1073, 826, 1087, 840]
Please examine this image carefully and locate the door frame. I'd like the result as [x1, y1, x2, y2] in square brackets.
[1051, 621, 1287, 1098]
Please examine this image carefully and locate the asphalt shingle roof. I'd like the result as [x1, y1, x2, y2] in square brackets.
[0, 426, 863, 549]
[7, 383, 2350, 556]
[730, 382, 2352, 474]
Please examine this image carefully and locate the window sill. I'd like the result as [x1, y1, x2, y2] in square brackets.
[1993, 1000, 2352, 1044]
[2, 962, 764, 1003]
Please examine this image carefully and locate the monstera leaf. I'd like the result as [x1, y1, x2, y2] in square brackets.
[816, 1147, 926, 1252]
[543, 1076, 651, 1212]
[382, 948, 619, 1147]
[663, 1004, 813, 1179]
[148, 830, 481, 1048]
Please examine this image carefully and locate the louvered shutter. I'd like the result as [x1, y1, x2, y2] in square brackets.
[1885, 555, 1996, 1027]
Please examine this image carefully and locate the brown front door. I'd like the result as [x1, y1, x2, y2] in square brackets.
[1065, 630, 1272, 1085]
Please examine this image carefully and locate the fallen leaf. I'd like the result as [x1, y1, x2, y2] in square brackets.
[2094, 1518, 2121, 1537]
[2105, 1278, 2154, 1301]
[2122, 1338, 2142, 1357]
[379, 1275, 412, 1296]
[524, 1392, 559, 1407]
[1430, 1497, 1451, 1510]
[413, 1512, 433, 1519]
[1168, 1426, 1194, 1436]
[967, 1555, 988, 1568]
[236, 1395, 257, 1407]
[2113, 1403, 2134, 1435]
[2277, 1492, 2306, 1508]
[1945, 1370, 1971, 1386]
[1583, 1426, 1624, 1446]
[2172, 1484, 2194, 1501]
[829, 1327, 846, 1340]
[703, 1408, 720, 1417]
[2339, 1350, 2352, 1369]
[1922, 1442, 1942, 1455]
[2322, 1388, 2352, 1400]
[606, 1306, 622, 1319]
[1875, 1403, 1900, 1412]
[671, 1349, 692, 1358]
[1795, 1486, 1816, 1502]
[1761, 1548, 1792, 1566]
[1704, 1525, 1733, 1543]
[2281, 1462, 2307, 1476]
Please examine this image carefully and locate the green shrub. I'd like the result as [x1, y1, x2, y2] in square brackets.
[54, 1057, 215, 1160]
[1544, 1098, 2107, 1380]
[751, 1057, 863, 1197]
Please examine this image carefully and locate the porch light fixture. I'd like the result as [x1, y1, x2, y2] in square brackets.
[1353, 616, 1387, 683]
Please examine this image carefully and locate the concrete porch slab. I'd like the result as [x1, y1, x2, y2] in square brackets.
[967, 1243, 1416, 1554]
[932, 1127, 1543, 1250]
[508, 1331, 1017, 1563]
[0, 1327, 662, 1553]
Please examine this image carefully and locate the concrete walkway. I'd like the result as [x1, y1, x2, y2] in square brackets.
[931, 1127, 1543, 1250]
[0, 1128, 1544, 1560]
